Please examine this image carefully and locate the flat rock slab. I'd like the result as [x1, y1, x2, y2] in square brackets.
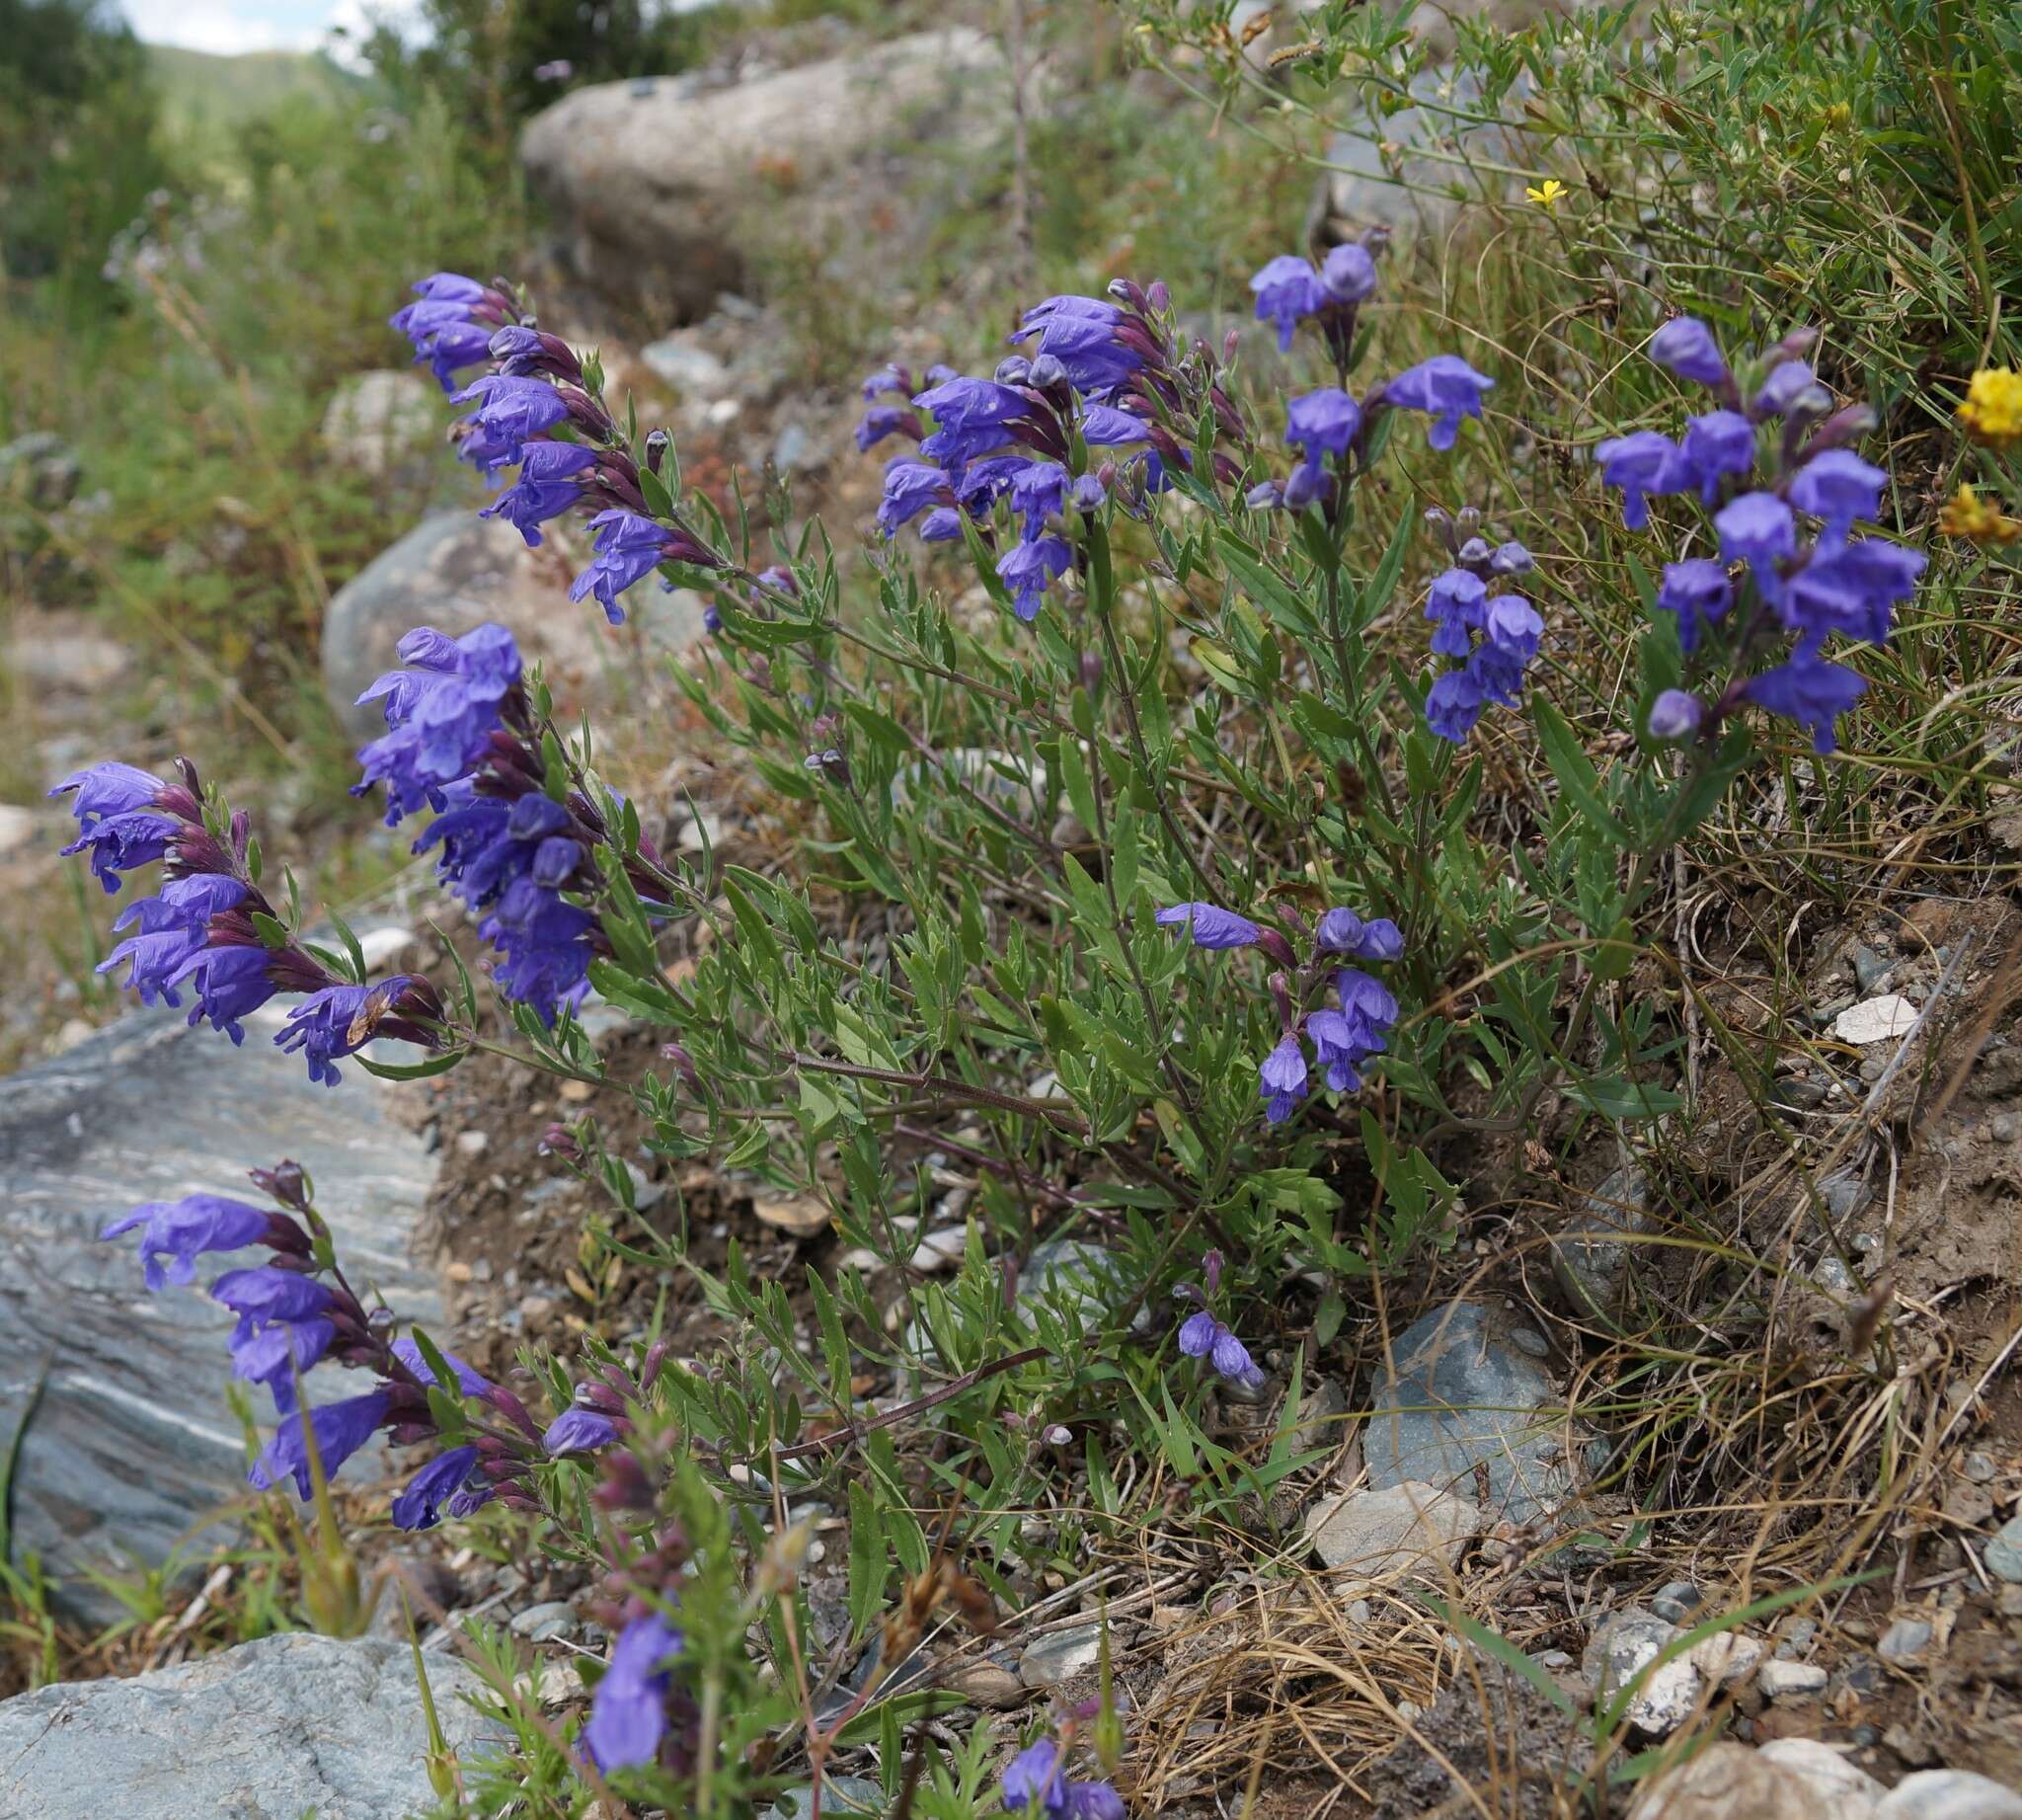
[0, 1632, 508, 1820]
[1361, 1301, 1574, 1526]
[0, 1005, 439, 1622]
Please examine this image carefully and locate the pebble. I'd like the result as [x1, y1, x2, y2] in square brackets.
[1584, 1608, 1706, 1734]
[1874, 1772, 2022, 1820]
[1963, 1451, 1996, 1484]
[1877, 1617, 1934, 1662]
[508, 1601, 577, 1642]
[454, 1130, 489, 1157]
[906, 1227, 968, 1273]
[1687, 1631, 1763, 1687]
[1757, 1738, 1886, 1806]
[1508, 1327, 1551, 1358]
[1303, 1481, 1480, 1589]
[1984, 1514, 2022, 1582]
[1757, 1659, 1828, 1698]
[1292, 1376, 1349, 1453]
[1849, 945, 1893, 993]
[1017, 1622, 1104, 1688]
[1651, 1580, 1701, 1622]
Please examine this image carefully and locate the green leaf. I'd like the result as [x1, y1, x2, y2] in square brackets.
[846, 1480, 886, 1645]
[1532, 697, 1634, 847]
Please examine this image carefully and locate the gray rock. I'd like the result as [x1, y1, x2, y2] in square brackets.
[1757, 1659, 1828, 1698]
[1550, 1166, 1653, 1323]
[1874, 1773, 2022, 1820]
[0, 1006, 440, 1622]
[0, 1632, 506, 1820]
[1755, 1739, 1886, 1807]
[1652, 1580, 1701, 1623]
[1293, 1376, 1350, 1453]
[0, 803, 39, 858]
[13, 626, 132, 696]
[1850, 944, 1893, 993]
[1583, 1607, 1705, 1734]
[1303, 1479, 1480, 1590]
[509, 1599, 578, 1641]
[1018, 1621, 1104, 1687]
[319, 369, 440, 478]
[1985, 1514, 2022, 1582]
[0, 431, 81, 509]
[1361, 1300, 1578, 1525]
[641, 333, 734, 395]
[1314, 62, 1524, 241]
[766, 1775, 888, 1819]
[1878, 1616, 1935, 1662]
[521, 30, 1010, 321]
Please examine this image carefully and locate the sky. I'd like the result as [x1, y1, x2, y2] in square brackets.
[120, 0, 391, 57]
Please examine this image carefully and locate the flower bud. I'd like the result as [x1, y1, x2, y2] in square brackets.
[1648, 688, 1703, 743]
[1245, 480, 1283, 510]
[537, 1122, 582, 1160]
[1145, 278, 1170, 313]
[251, 1160, 310, 1210]
[644, 429, 669, 476]
[1079, 649, 1104, 696]
[659, 1041, 700, 1088]
[1027, 352, 1067, 390]
[994, 355, 1033, 386]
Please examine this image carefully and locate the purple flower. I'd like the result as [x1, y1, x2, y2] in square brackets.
[1716, 491, 1797, 571]
[211, 1265, 336, 1330]
[391, 274, 507, 391]
[997, 534, 1072, 624]
[1425, 668, 1488, 743]
[1259, 1033, 1308, 1124]
[480, 881, 599, 1025]
[98, 874, 248, 1006]
[1321, 243, 1377, 304]
[545, 1405, 622, 1455]
[390, 1335, 493, 1395]
[250, 1389, 393, 1499]
[1335, 968, 1399, 1048]
[1752, 359, 1819, 420]
[479, 439, 598, 547]
[1679, 409, 1754, 503]
[1178, 1307, 1261, 1385]
[915, 376, 1038, 468]
[231, 1316, 336, 1414]
[488, 326, 582, 382]
[855, 405, 921, 452]
[1656, 558, 1732, 653]
[1284, 389, 1361, 479]
[1781, 536, 1923, 646]
[1315, 908, 1403, 961]
[1076, 406, 1152, 449]
[877, 458, 956, 536]
[52, 762, 176, 892]
[1382, 355, 1494, 451]
[353, 623, 522, 825]
[1745, 653, 1867, 753]
[1424, 568, 1487, 657]
[1648, 317, 1730, 388]
[570, 510, 678, 625]
[1249, 254, 1328, 352]
[1481, 593, 1542, 663]
[1594, 431, 1689, 530]
[1490, 540, 1533, 576]
[920, 507, 964, 541]
[274, 979, 426, 1087]
[583, 1613, 683, 1773]
[1009, 460, 1068, 539]
[171, 942, 283, 1043]
[392, 1445, 485, 1531]
[450, 374, 574, 475]
[1788, 448, 1886, 537]
[1002, 1735, 1126, 1820]
[1155, 903, 1262, 949]
[1011, 294, 1144, 394]
[1648, 689, 1703, 742]
[101, 1193, 274, 1292]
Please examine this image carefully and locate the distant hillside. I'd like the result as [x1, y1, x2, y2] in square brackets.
[145, 44, 365, 140]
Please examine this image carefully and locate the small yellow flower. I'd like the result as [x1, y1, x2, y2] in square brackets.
[1938, 484, 2022, 545]
[1959, 367, 2022, 449]
[1526, 178, 1568, 209]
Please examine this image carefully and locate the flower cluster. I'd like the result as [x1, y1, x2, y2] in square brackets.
[392, 274, 723, 621]
[1174, 1249, 1261, 1388]
[1600, 317, 1927, 753]
[1002, 1732, 1124, 1819]
[1159, 900, 1401, 1124]
[862, 279, 1247, 623]
[353, 622, 659, 1024]
[1959, 365, 2022, 451]
[1419, 514, 1541, 742]
[53, 759, 441, 1084]
[1240, 244, 1494, 518]
[101, 1164, 527, 1526]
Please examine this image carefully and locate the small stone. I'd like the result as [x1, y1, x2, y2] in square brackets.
[906, 1227, 968, 1273]
[1775, 1619, 1818, 1660]
[941, 1657, 1024, 1706]
[1551, 1166, 1652, 1323]
[1293, 1377, 1350, 1453]
[1688, 1632, 1763, 1687]
[1886, 1725, 1940, 1768]
[1018, 1622, 1103, 1688]
[1874, 1773, 2022, 1820]
[1877, 1617, 1934, 1662]
[1651, 1580, 1702, 1623]
[1834, 994, 1920, 1045]
[1757, 1659, 1828, 1698]
[622, 1158, 665, 1214]
[1847, 945, 1892, 993]
[1821, 1173, 1867, 1221]
[454, 1130, 490, 1157]
[1963, 1451, 1996, 1484]
[1626, 1740, 1840, 1820]
[1584, 1608, 1706, 1734]
[641, 335, 732, 395]
[538, 1661, 585, 1706]
[752, 1193, 831, 1237]
[509, 1600, 577, 1642]
[1303, 1480, 1481, 1589]
[1984, 1514, 2022, 1582]
[1508, 1327, 1551, 1358]
[1756, 1739, 1886, 1807]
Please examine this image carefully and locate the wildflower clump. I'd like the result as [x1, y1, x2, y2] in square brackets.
[1959, 366, 2022, 450]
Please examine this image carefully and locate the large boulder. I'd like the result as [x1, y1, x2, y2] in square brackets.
[0, 1632, 508, 1820]
[520, 29, 1010, 322]
[0, 1002, 440, 1622]
[320, 510, 706, 741]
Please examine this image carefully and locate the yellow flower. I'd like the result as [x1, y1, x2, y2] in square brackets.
[1525, 178, 1568, 209]
[1938, 484, 2022, 545]
[1959, 367, 2022, 449]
